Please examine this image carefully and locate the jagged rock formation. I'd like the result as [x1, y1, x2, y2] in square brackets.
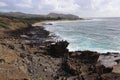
[58, 51, 120, 80]
[46, 41, 69, 57]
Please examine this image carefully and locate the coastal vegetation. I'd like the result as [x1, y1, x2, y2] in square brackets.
[0, 12, 82, 30]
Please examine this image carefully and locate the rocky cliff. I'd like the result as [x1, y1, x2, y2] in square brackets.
[0, 24, 120, 80]
[0, 15, 119, 80]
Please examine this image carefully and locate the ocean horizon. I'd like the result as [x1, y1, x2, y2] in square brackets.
[45, 18, 120, 53]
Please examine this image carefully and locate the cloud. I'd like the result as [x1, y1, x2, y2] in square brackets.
[74, 0, 120, 17]
[0, 2, 7, 7]
[15, 4, 32, 8]
[15, 0, 32, 8]
[40, 0, 80, 13]
[90, 0, 120, 17]
[0, 0, 120, 17]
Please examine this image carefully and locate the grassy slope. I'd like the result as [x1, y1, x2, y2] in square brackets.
[0, 12, 83, 31]
[0, 11, 85, 32]
[0, 16, 73, 31]
[0, 17, 28, 30]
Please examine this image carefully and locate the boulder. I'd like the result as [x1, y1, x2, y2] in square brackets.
[63, 51, 100, 75]
[79, 51, 100, 64]
[46, 41, 69, 57]
[112, 64, 120, 74]
[95, 63, 113, 74]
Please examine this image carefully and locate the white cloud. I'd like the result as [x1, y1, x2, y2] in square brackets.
[91, 0, 120, 17]
[22, 0, 32, 4]
[16, 4, 33, 8]
[15, 0, 32, 8]
[75, 0, 120, 17]
[91, 0, 103, 10]
[40, 0, 80, 13]
[0, 2, 7, 7]
[0, 0, 120, 17]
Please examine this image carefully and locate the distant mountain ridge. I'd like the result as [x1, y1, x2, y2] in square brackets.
[0, 12, 82, 20]
[0, 12, 45, 18]
[47, 13, 80, 19]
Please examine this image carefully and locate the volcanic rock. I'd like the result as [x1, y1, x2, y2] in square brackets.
[46, 41, 69, 57]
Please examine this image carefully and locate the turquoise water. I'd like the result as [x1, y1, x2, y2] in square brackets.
[45, 18, 120, 53]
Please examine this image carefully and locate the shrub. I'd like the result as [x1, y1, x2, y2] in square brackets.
[0, 22, 9, 28]
[37, 77, 43, 80]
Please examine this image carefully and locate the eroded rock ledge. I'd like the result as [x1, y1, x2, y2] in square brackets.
[46, 41, 120, 80]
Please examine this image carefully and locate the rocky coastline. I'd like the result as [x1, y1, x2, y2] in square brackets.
[0, 23, 120, 80]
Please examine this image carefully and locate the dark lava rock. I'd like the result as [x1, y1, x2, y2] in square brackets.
[79, 51, 100, 64]
[46, 41, 69, 57]
[101, 73, 120, 80]
[95, 63, 113, 74]
[115, 59, 120, 64]
[83, 73, 101, 80]
[61, 51, 120, 80]
[63, 51, 100, 75]
[0, 59, 5, 63]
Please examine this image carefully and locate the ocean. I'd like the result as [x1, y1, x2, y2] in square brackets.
[44, 18, 120, 53]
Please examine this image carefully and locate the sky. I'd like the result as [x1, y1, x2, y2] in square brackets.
[0, 0, 120, 17]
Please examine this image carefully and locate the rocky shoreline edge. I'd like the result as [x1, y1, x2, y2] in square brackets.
[0, 23, 120, 80]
